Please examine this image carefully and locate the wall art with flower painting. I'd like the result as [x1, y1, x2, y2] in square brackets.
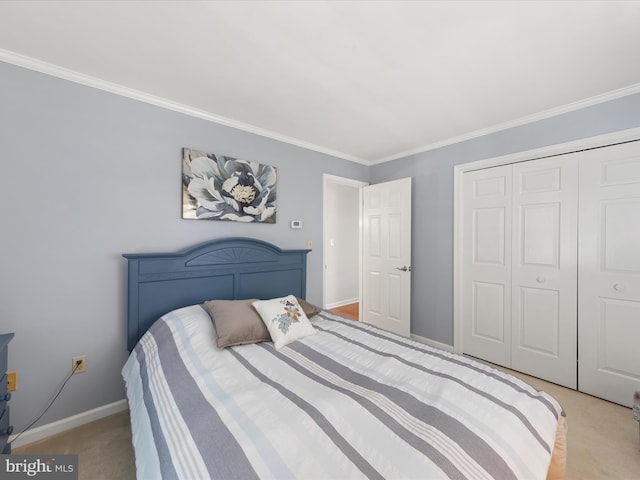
[182, 148, 277, 223]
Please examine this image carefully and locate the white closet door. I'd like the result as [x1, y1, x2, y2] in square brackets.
[462, 165, 512, 366]
[511, 157, 578, 388]
[578, 140, 640, 407]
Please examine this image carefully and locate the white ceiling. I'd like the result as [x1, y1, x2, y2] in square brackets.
[1, 1, 640, 165]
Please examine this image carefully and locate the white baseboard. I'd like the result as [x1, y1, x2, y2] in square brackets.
[410, 334, 454, 353]
[325, 298, 359, 309]
[10, 399, 128, 449]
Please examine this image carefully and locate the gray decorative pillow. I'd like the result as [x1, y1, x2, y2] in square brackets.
[204, 299, 271, 348]
[295, 297, 322, 318]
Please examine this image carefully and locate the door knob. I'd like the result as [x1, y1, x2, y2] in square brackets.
[536, 275, 546, 283]
[613, 283, 626, 292]
[395, 266, 411, 272]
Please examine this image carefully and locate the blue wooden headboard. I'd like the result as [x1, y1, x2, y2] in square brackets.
[122, 237, 311, 351]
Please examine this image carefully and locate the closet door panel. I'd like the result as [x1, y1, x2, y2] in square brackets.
[598, 299, 640, 377]
[579, 141, 640, 407]
[518, 287, 559, 356]
[511, 157, 578, 389]
[472, 281, 506, 342]
[602, 200, 640, 271]
[462, 165, 512, 366]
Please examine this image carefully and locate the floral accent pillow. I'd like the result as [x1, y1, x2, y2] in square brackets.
[252, 295, 317, 349]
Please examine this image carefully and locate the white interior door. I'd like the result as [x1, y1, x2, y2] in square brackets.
[362, 178, 412, 336]
[461, 165, 512, 366]
[578, 140, 640, 407]
[511, 157, 578, 388]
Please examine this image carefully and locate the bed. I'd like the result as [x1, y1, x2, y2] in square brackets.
[122, 237, 567, 479]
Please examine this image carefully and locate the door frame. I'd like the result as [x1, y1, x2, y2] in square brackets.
[322, 174, 368, 312]
[453, 126, 640, 354]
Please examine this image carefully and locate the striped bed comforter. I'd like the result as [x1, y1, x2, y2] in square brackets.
[122, 305, 564, 480]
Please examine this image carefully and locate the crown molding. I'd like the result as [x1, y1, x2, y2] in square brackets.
[3, 48, 638, 168]
[0, 49, 369, 166]
[371, 82, 640, 165]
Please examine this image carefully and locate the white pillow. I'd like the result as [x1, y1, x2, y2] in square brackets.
[252, 295, 317, 349]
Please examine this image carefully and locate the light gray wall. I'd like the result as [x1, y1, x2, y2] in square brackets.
[324, 181, 359, 308]
[0, 61, 368, 432]
[371, 93, 640, 346]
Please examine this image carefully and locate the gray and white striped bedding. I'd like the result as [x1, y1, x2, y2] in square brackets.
[122, 304, 564, 480]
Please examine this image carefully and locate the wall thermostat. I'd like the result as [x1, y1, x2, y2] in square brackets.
[290, 220, 303, 229]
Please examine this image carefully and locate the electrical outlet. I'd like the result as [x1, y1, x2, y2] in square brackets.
[72, 355, 87, 374]
[6, 371, 17, 392]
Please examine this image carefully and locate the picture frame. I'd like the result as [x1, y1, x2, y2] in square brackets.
[182, 147, 277, 223]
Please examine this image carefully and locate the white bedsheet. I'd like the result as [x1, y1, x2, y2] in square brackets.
[122, 305, 564, 480]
